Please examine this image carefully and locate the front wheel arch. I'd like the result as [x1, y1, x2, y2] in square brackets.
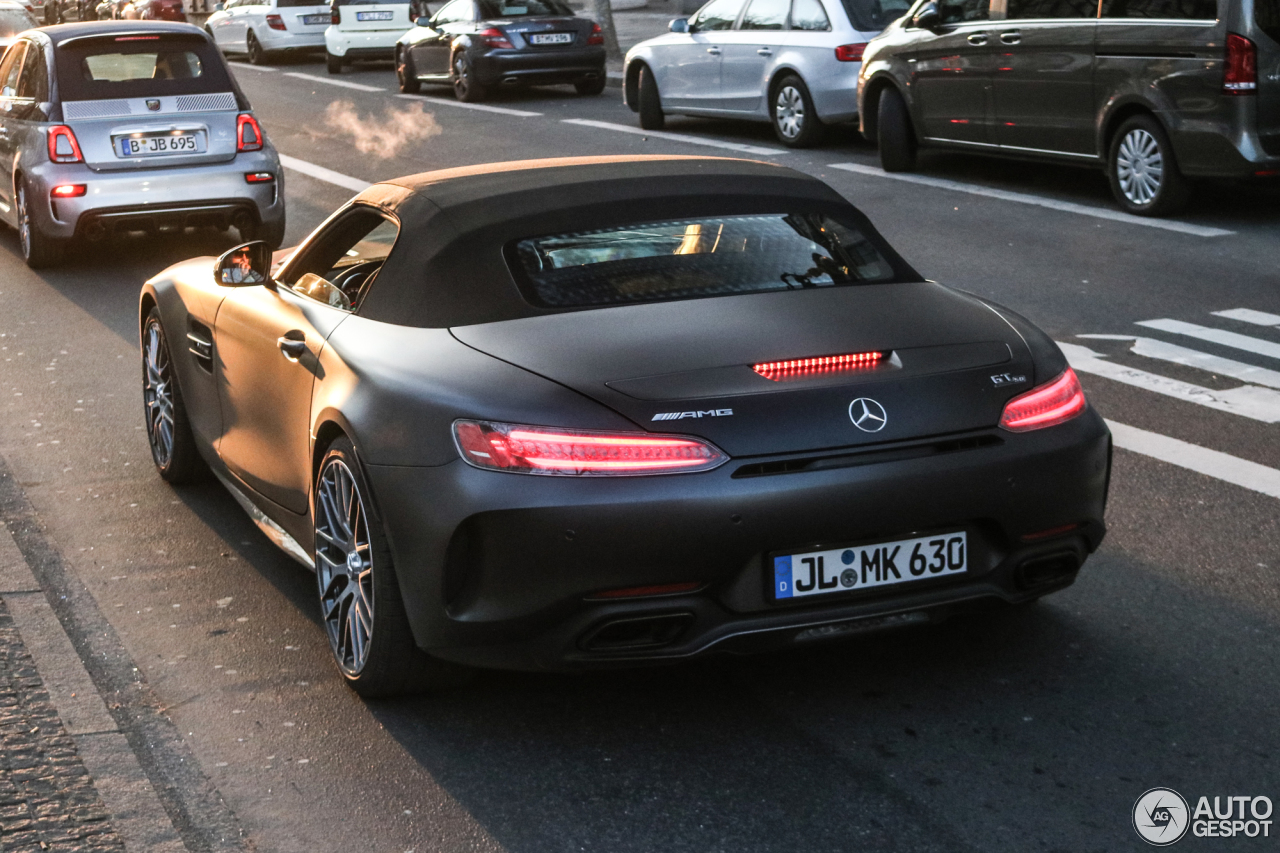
[624, 60, 643, 111]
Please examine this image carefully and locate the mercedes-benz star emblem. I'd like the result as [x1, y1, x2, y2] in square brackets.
[848, 398, 887, 433]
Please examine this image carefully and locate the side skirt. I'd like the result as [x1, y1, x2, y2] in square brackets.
[212, 469, 315, 570]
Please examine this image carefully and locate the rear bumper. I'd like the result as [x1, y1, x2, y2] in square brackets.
[1163, 98, 1280, 178]
[806, 59, 862, 124]
[473, 46, 606, 86]
[24, 149, 284, 240]
[258, 30, 326, 52]
[325, 28, 404, 57]
[366, 408, 1111, 672]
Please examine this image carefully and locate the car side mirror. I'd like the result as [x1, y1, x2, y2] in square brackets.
[216, 240, 273, 287]
[911, 1, 940, 28]
[213, 2, 223, 9]
[668, 17, 688, 33]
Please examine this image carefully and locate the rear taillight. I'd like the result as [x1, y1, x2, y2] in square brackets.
[266, 13, 286, 29]
[51, 184, 86, 198]
[479, 27, 514, 49]
[47, 125, 83, 164]
[237, 113, 264, 152]
[1224, 33, 1257, 94]
[835, 43, 867, 62]
[588, 22, 603, 45]
[453, 420, 727, 476]
[753, 351, 886, 381]
[331, 7, 340, 24]
[999, 368, 1087, 432]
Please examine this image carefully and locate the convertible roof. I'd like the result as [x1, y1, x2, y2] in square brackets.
[354, 156, 890, 328]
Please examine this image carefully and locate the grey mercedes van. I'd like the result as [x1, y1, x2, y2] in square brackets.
[857, 0, 1280, 216]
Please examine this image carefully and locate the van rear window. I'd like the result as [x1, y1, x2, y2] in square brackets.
[508, 214, 904, 309]
[1259, 0, 1280, 42]
[1101, 0, 1217, 19]
[839, 0, 913, 30]
[55, 35, 233, 100]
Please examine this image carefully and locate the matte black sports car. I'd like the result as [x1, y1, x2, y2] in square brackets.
[140, 156, 1111, 696]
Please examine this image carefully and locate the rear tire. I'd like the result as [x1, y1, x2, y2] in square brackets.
[574, 76, 606, 96]
[770, 73, 824, 148]
[1107, 114, 1189, 217]
[142, 308, 205, 484]
[246, 30, 269, 65]
[326, 50, 343, 74]
[452, 52, 486, 102]
[17, 181, 65, 270]
[637, 63, 663, 130]
[877, 86, 917, 172]
[396, 48, 420, 94]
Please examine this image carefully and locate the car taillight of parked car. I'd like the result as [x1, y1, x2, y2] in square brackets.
[1223, 33, 1256, 95]
[588, 22, 603, 45]
[834, 43, 867, 62]
[237, 113, 264, 152]
[478, 27, 513, 49]
[998, 368, 1087, 432]
[331, 7, 340, 24]
[266, 13, 285, 29]
[47, 125, 83, 164]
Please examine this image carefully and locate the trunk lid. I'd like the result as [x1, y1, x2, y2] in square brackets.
[491, 16, 595, 49]
[335, 0, 412, 32]
[275, 2, 331, 34]
[451, 284, 1035, 457]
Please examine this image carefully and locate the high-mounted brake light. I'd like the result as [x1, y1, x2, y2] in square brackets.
[1223, 33, 1256, 94]
[835, 43, 867, 62]
[453, 420, 727, 476]
[237, 113, 264, 152]
[115, 35, 160, 41]
[48, 125, 83, 164]
[588, 22, 603, 45]
[51, 184, 86, 198]
[266, 13, 286, 29]
[753, 351, 886, 381]
[999, 368, 1087, 432]
[479, 27, 514, 48]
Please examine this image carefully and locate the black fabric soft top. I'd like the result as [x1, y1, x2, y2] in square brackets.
[357, 156, 920, 329]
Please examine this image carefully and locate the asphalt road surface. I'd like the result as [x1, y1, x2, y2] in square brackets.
[1, 57, 1278, 853]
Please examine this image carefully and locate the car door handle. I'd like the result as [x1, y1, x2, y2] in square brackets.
[999, 31, 1021, 44]
[277, 333, 308, 361]
[756, 47, 773, 56]
[706, 46, 721, 55]
[966, 33, 988, 45]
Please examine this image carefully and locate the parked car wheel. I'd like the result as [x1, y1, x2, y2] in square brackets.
[1107, 114, 1189, 217]
[637, 63, 663, 130]
[326, 50, 343, 74]
[452, 52, 486, 102]
[770, 74, 823, 148]
[396, 48, 420, 94]
[575, 76, 606, 96]
[16, 181, 65, 270]
[877, 86, 917, 172]
[246, 30, 269, 66]
[142, 309, 205, 484]
[314, 437, 458, 697]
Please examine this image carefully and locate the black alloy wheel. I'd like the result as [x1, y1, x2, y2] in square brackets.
[397, 48, 420, 94]
[876, 86, 917, 173]
[141, 308, 204, 483]
[246, 30, 269, 65]
[313, 437, 458, 696]
[575, 76, 606, 96]
[17, 180, 65, 269]
[1107, 114, 1190, 217]
[770, 74, 824, 148]
[637, 63, 663, 130]
[452, 52, 486, 102]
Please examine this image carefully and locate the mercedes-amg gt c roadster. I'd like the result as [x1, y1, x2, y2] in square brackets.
[139, 156, 1111, 696]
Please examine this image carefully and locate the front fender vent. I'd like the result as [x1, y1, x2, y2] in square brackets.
[186, 320, 214, 374]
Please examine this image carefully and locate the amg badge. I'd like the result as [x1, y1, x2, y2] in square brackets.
[652, 409, 733, 421]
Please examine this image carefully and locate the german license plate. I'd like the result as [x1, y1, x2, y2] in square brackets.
[772, 531, 967, 601]
[530, 32, 573, 44]
[356, 10, 393, 20]
[301, 13, 328, 23]
[114, 133, 203, 158]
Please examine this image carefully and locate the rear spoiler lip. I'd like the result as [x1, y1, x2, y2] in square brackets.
[55, 29, 209, 48]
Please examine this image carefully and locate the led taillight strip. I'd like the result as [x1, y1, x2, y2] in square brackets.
[753, 351, 887, 381]
[453, 421, 727, 476]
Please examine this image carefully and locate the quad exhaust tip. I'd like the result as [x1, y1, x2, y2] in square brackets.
[579, 612, 693, 652]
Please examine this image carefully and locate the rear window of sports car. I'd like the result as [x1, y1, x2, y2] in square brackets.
[508, 213, 903, 309]
[55, 36, 233, 100]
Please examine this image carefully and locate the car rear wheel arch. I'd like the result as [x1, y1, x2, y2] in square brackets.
[624, 60, 643, 112]
[1101, 101, 1160, 158]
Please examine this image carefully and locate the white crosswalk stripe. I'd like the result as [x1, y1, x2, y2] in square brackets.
[1077, 334, 1280, 390]
[1212, 308, 1280, 327]
[1136, 319, 1280, 361]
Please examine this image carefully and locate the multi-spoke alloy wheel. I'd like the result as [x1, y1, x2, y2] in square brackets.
[770, 75, 822, 148]
[143, 318, 176, 470]
[1106, 115, 1188, 217]
[1115, 128, 1162, 206]
[16, 182, 64, 269]
[315, 457, 375, 677]
[775, 85, 805, 142]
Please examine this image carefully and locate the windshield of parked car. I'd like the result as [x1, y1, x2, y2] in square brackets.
[478, 0, 572, 16]
[839, 0, 911, 30]
[56, 35, 233, 100]
[509, 213, 904, 309]
[0, 9, 35, 37]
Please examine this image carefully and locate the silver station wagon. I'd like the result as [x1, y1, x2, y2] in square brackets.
[0, 21, 284, 268]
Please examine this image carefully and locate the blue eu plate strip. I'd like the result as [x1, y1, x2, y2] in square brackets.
[773, 555, 793, 599]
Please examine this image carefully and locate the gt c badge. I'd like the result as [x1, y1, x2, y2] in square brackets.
[848, 398, 887, 432]
[652, 409, 733, 421]
[146, 99, 161, 111]
[990, 372, 1027, 387]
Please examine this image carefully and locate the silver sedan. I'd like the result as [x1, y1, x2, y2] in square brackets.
[624, 0, 908, 147]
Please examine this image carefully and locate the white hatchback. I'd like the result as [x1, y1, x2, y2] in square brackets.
[324, 0, 413, 73]
[624, 0, 908, 147]
[206, 0, 331, 65]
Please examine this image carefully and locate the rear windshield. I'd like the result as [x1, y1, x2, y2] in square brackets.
[839, 0, 912, 30]
[55, 35, 233, 101]
[478, 0, 573, 16]
[509, 213, 902, 309]
[335, 0, 409, 6]
[1259, 0, 1280, 42]
[0, 9, 35, 37]
[278, 0, 326, 6]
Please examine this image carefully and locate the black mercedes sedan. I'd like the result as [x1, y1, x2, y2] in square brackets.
[395, 0, 606, 101]
[139, 156, 1110, 696]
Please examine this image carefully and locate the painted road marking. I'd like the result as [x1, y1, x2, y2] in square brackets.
[228, 61, 277, 72]
[283, 72, 385, 92]
[1136, 319, 1280, 361]
[1108, 420, 1280, 500]
[1058, 342, 1280, 423]
[826, 163, 1234, 238]
[395, 93, 542, 117]
[278, 154, 372, 194]
[1212, 308, 1280, 327]
[562, 119, 787, 156]
[1078, 334, 1280, 391]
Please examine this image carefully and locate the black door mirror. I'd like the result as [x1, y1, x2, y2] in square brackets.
[216, 241, 273, 287]
[911, 1, 940, 28]
[668, 17, 688, 33]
